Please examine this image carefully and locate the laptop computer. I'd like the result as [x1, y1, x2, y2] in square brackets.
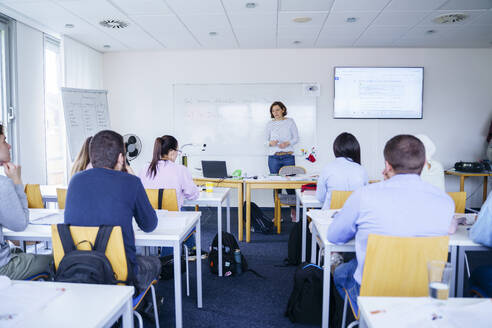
[201, 161, 231, 179]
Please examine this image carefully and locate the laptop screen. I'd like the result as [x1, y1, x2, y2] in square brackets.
[201, 161, 228, 178]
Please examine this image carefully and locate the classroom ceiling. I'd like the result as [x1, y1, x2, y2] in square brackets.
[0, 0, 491, 52]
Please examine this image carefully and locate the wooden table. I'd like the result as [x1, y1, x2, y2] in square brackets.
[193, 177, 245, 240]
[243, 178, 314, 242]
[445, 169, 492, 203]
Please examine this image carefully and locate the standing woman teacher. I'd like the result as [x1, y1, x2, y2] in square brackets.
[266, 101, 299, 221]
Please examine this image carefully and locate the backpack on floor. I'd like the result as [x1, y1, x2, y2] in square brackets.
[52, 224, 124, 285]
[209, 232, 248, 276]
[285, 262, 323, 325]
[285, 222, 318, 266]
[243, 202, 274, 234]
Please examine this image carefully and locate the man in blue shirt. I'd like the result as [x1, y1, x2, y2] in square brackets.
[65, 130, 160, 292]
[328, 134, 454, 316]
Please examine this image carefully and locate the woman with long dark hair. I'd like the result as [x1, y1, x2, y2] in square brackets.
[138, 135, 199, 209]
[316, 132, 368, 210]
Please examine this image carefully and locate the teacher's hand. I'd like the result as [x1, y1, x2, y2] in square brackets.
[278, 141, 290, 149]
[269, 140, 279, 147]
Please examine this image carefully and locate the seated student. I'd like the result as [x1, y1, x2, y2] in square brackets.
[138, 135, 199, 209]
[0, 124, 52, 279]
[416, 134, 445, 191]
[138, 135, 203, 259]
[316, 132, 368, 210]
[64, 130, 160, 292]
[70, 136, 92, 177]
[469, 193, 492, 297]
[327, 135, 454, 317]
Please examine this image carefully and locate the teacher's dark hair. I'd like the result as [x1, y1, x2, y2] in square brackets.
[333, 132, 361, 164]
[147, 135, 178, 178]
[384, 134, 425, 175]
[270, 101, 287, 118]
[89, 130, 124, 169]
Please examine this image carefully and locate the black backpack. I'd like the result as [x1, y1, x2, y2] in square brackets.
[243, 202, 274, 234]
[53, 224, 126, 285]
[285, 222, 318, 266]
[209, 232, 248, 276]
[285, 262, 323, 325]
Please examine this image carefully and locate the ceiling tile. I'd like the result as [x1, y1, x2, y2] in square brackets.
[222, 0, 277, 13]
[56, 0, 125, 19]
[130, 15, 200, 48]
[470, 9, 492, 24]
[438, 0, 492, 10]
[179, 13, 231, 31]
[385, 0, 448, 11]
[331, 0, 391, 12]
[316, 38, 356, 47]
[193, 27, 237, 48]
[278, 12, 328, 27]
[358, 26, 409, 40]
[278, 37, 316, 48]
[279, 0, 334, 12]
[165, 0, 224, 15]
[234, 28, 276, 48]
[324, 11, 379, 27]
[372, 10, 430, 26]
[318, 25, 365, 38]
[228, 12, 277, 29]
[109, 0, 172, 15]
[278, 26, 321, 38]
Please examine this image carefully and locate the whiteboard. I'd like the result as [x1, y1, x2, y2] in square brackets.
[61, 88, 111, 161]
[173, 83, 317, 157]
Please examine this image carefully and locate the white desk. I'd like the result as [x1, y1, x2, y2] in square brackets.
[4, 209, 202, 328]
[295, 189, 322, 262]
[358, 296, 492, 328]
[308, 209, 461, 328]
[0, 280, 134, 328]
[183, 188, 231, 277]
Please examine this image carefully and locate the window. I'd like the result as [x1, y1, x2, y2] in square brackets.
[0, 16, 15, 160]
[44, 36, 66, 184]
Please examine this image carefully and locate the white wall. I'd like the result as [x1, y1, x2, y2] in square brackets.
[16, 22, 46, 184]
[63, 36, 103, 89]
[103, 48, 492, 207]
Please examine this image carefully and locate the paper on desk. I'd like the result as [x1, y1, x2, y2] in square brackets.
[0, 283, 64, 327]
[30, 211, 64, 225]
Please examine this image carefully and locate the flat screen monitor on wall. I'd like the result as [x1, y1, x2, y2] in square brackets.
[334, 67, 424, 119]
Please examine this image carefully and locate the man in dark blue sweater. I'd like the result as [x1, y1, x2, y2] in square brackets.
[64, 130, 160, 292]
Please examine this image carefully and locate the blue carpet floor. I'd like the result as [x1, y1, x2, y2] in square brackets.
[152, 206, 315, 328]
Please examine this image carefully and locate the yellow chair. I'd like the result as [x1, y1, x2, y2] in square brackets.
[51, 224, 160, 328]
[329, 190, 353, 209]
[145, 189, 179, 211]
[342, 234, 449, 327]
[24, 184, 44, 208]
[274, 166, 307, 232]
[56, 188, 67, 209]
[447, 191, 466, 213]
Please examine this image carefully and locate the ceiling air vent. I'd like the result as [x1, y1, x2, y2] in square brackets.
[433, 13, 468, 24]
[99, 19, 128, 29]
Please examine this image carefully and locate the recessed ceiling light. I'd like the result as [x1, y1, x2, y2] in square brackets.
[293, 40, 301, 44]
[64, 23, 74, 29]
[99, 19, 129, 29]
[426, 29, 436, 35]
[293, 17, 312, 23]
[346, 17, 357, 23]
[209, 31, 218, 36]
[103, 45, 111, 49]
[245, 2, 256, 9]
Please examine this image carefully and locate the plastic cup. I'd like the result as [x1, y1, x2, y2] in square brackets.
[205, 182, 214, 192]
[427, 260, 452, 300]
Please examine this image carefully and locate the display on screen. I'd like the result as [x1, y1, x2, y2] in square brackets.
[334, 67, 424, 119]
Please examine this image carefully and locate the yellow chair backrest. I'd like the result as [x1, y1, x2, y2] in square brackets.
[51, 225, 128, 283]
[360, 234, 449, 298]
[329, 190, 353, 209]
[56, 188, 67, 209]
[24, 184, 44, 208]
[145, 189, 179, 211]
[447, 192, 466, 213]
